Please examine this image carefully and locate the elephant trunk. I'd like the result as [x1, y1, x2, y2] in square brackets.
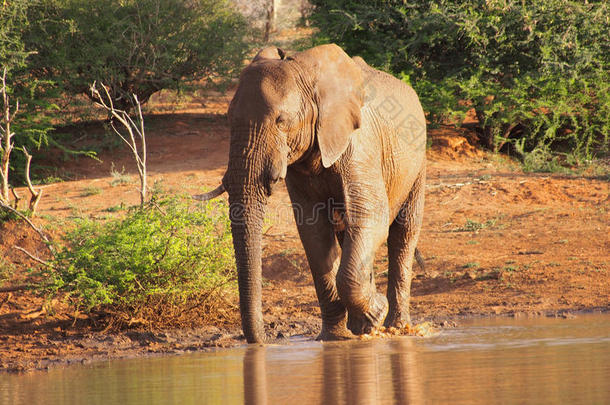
[229, 190, 268, 343]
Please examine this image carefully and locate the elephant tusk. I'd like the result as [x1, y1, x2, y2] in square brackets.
[193, 184, 226, 201]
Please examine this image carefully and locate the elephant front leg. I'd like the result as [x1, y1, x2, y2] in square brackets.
[385, 169, 425, 328]
[299, 225, 353, 341]
[288, 194, 354, 340]
[336, 226, 389, 335]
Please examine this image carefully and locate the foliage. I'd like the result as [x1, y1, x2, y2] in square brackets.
[23, 0, 252, 111]
[45, 196, 236, 313]
[1, 0, 58, 183]
[309, 0, 610, 167]
[1, 0, 251, 185]
[0, 0, 30, 71]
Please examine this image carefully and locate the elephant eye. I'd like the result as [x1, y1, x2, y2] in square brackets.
[275, 113, 291, 129]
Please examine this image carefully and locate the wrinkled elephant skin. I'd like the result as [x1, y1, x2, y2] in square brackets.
[215, 44, 426, 343]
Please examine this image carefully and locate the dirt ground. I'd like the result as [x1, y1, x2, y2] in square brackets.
[0, 90, 608, 373]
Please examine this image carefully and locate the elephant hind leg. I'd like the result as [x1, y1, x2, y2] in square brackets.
[385, 168, 425, 328]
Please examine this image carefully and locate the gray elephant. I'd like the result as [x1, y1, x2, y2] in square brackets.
[197, 44, 426, 343]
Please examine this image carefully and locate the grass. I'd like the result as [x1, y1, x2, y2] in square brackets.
[109, 164, 133, 187]
[463, 262, 480, 269]
[62, 199, 85, 219]
[104, 203, 126, 213]
[455, 218, 501, 232]
[521, 147, 572, 174]
[0, 257, 15, 286]
[503, 265, 518, 273]
[80, 186, 102, 197]
[35, 176, 65, 185]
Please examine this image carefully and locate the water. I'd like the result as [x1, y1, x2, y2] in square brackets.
[2, 314, 609, 405]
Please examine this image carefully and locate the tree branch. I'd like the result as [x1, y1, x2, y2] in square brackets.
[10, 187, 22, 209]
[91, 82, 148, 206]
[13, 245, 53, 268]
[0, 200, 54, 254]
[22, 147, 43, 214]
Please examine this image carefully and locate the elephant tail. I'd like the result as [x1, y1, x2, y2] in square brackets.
[414, 248, 425, 273]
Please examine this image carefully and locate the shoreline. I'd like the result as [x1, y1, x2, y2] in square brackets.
[3, 307, 608, 374]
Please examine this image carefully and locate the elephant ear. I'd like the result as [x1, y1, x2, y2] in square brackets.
[252, 46, 286, 62]
[293, 44, 364, 168]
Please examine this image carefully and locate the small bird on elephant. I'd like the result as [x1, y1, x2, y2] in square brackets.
[195, 44, 427, 343]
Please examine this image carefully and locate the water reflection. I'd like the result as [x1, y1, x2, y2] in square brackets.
[316, 338, 423, 404]
[243, 345, 267, 405]
[1, 314, 609, 405]
[239, 315, 610, 405]
[389, 338, 424, 404]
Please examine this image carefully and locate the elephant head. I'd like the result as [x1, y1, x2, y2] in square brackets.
[196, 44, 365, 343]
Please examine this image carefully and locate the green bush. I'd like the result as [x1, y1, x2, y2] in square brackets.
[0, 0, 30, 71]
[23, 0, 251, 111]
[46, 196, 236, 315]
[310, 0, 609, 167]
[1, 0, 58, 181]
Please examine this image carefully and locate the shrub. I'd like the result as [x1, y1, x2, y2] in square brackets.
[23, 0, 252, 111]
[45, 196, 236, 324]
[310, 0, 610, 166]
[1, 0, 57, 182]
[0, 0, 30, 71]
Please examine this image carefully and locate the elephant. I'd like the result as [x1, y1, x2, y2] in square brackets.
[196, 44, 426, 343]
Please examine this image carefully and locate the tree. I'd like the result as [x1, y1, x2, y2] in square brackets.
[24, 0, 251, 110]
[1, 68, 44, 214]
[310, 0, 609, 165]
[1, 0, 59, 185]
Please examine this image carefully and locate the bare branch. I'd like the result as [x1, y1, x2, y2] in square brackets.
[91, 82, 148, 206]
[10, 187, 22, 209]
[22, 147, 43, 214]
[109, 122, 138, 155]
[0, 200, 54, 255]
[13, 245, 53, 268]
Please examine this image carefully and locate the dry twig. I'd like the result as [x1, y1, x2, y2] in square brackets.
[13, 245, 53, 268]
[0, 199, 54, 255]
[90, 82, 147, 206]
[10, 187, 22, 209]
[22, 147, 43, 214]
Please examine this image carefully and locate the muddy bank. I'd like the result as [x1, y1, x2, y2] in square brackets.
[2, 305, 608, 373]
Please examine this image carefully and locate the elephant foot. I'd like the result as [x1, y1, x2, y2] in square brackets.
[384, 310, 412, 329]
[347, 293, 389, 335]
[316, 326, 355, 341]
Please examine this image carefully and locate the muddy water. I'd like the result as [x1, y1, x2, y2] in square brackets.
[2, 314, 609, 405]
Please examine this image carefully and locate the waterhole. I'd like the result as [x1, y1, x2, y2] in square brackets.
[2, 313, 609, 404]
